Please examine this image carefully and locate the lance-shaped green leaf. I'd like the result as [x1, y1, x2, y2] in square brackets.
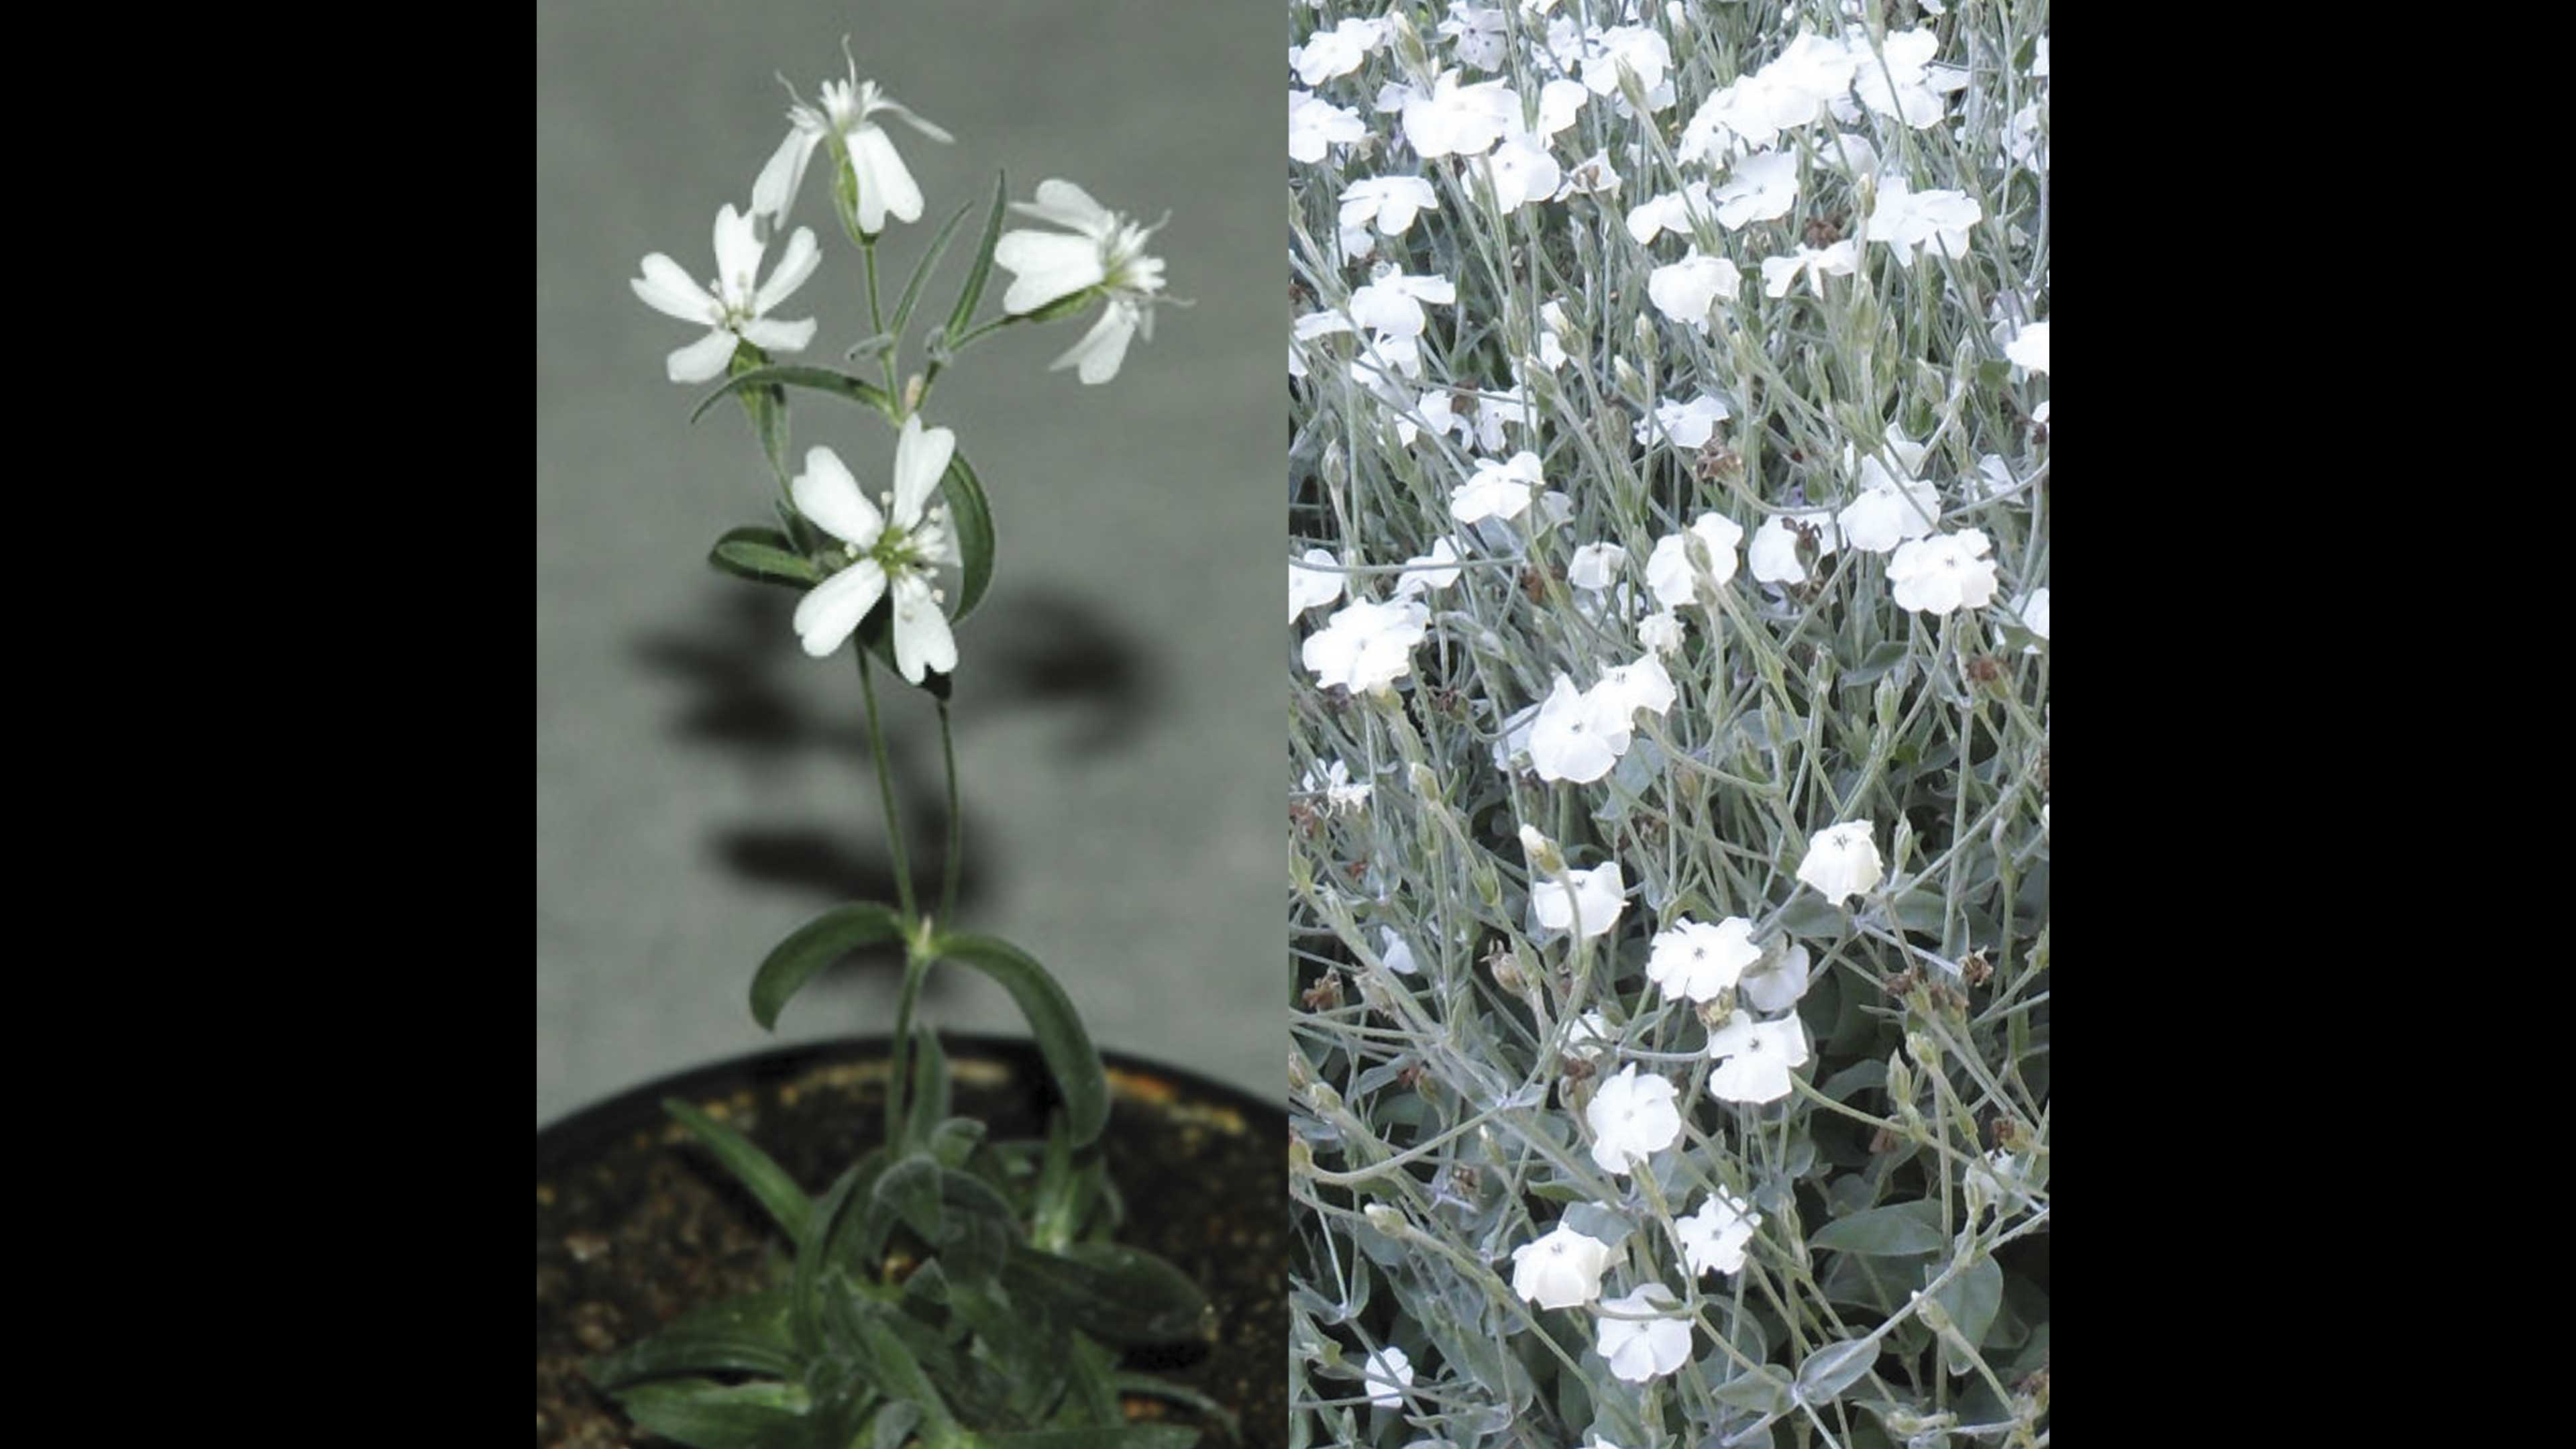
[1811, 1201, 1947, 1256]
[930, 932, 1106, 1146]
[1793, 1337, 1881, 1405]
[945, 172, 1009, 344]
[792, 1163, 870, 1354]
[586, 1289, 801, 1387]
[751, 902, 908, 1030]
[873, 1152, 946, 1244]
[661, 1099, 810, 1242]
[709, 525, 823, 589]
[904, 1026, 951, 1148]
[693, 364, 898, 427]
[609, 1379, 812, 1449]
[724, 342, 791, 484]
[892, 198, 976, 352]
[939, 448, 996, 623]
[1004, 1242, 1210, 1346]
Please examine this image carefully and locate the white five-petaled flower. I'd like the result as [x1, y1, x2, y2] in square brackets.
[631, 204, 821, 384]
[1796, 820, 1883, 906]
[1646, 250, 1742, 333]
[1708, 149, 1801, 228]
[1533, 860, 1626, 942]
[1290, 90, 1366, 164]
[1886, 528, 1999, 616]
[1392, 537, 1463, 599]
[1640, 609, 1688, 655]
[1398, 69, 1519, 157]
[1637, 393, 1731, 449]
[1510, 1224, 1617, 1309]
[1748, 510, 1841, 585]
[1646, 917, 1762, 1004]
[1359, 1345, 1413, 1409]
[1450, 451, 1541, 524]
[751, 53, 953, 236]
[1585, 1064, 1681, 1176]
[1594, 655, 1676, 720]
[1739, 941, 1813, 1013]
[1340, 176, 1440, 241]
[1302, 596, 1429, 694]
[1706, 1009, 1811, 1104]
[1529, 675, 1632, 784]
[993, 180, 1169, 385]
[1676, 1189, 1762, 1277]
[1835, 431, 1941, 553]
[788, 417, 963, 682]
[1760, 240, 1860, 299]
[1863, 174, 1982, 268]
[1567, 541, 1627, 591]
[1291, 548, 1344, 621]
[1595, 1284, 1694, 1382]
[1646, 513, 1746, 606]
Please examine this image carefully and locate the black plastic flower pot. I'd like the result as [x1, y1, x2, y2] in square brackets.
[536, 1035, 1287, 1447]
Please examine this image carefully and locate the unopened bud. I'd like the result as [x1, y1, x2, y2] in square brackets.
[1518, 824, 1564, 873]
[1874, 674, 1900, 733]
[1288, 1136, 1314, 1177]
[1362, 1201, 1408, 1236]
[1905, 1030, 1940, 1074]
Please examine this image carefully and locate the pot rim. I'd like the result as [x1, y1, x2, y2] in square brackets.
[537, 1033, 1282, 1177]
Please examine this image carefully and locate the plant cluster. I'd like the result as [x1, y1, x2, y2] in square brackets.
[600, 43, 1218, 1449]
[1287, 3, 2049, 1447]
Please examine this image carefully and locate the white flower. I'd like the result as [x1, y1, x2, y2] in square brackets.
[1595, 1284, 1693, 1382]
[1796, 820, 1882, 906]
[1646, 251, 1741, 333]
[1510, 1224, 1617, 1309]
[1625, 183, 1712, 245]
[1401, 69, 1519, 157]
[1676, 1189, 1762, 1277]
[1738, 942, 1813, 1013]
[1555, 148, 1623, 199]
[1864, 175, 1981, 268]
[1637, 393, 1731, 449]
[1594, 655, 1676, 720]
[1533, 860, 1627, 941]
[788, 417, 963, 682]
[1566, 541, 1627, 592]
[1289, 91, 1366, 164]
[1639, 610, 1688, 655]
[1451, 452, 1541, 524]
[1341, 176, 1440, 240]
[1530, 676, 1632, 784]
[1708, 150, 1800, 228]
[1835, 432, 1941, 553]
[1760, 240, 1860, 298]
[1292, 17, 1387, 85]
[1585, 1065, 1681, 1176]
[1886, 529, 1999, 616]
[1305, 759, 1371, 814]
[1646, 917, 1762, 1004]
[1580, 25, 1674, 107]
[2004, 320, 2051, 375]
[993, 180, 1168, 385]
[2010, 587, 2051, 651]
[1645, 513, 1745, 606]
[1847, 25, 1968, 128]
[1303, 597, 1430, 694]
[1567, 1008, 1616, 1055]
[1291, 548, 1344, 621]
[1360, 1346, 1413, 1409]
[1348, 270, 1457, 341]
[1747, 511, 1840, 585]
[1705, 1010, 1811, 1104]
[631, 204, 821, 384]
[1393, 538, 1464, 600]
[1377, 926, 1418, 976]
[751, 54, 952, 236]
[1480, 130, 1562, 213]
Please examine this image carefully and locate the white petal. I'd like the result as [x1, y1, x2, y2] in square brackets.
[791, 447, 885, 546]
[754, 227, 821, 315]
[890, 415, 956, 525]
[666, 329, 739, 384]
[633, 254, 715, 322]
[739, 316, 816, 353]
[890, 573, 957, 682]
[793, 559, 888, 657]
[995, 231, 1106, 313]
[1053, 304, 1136, 384]
[1014, 177, 1111, 233]
[751, 129, 822, 227]
[712, 205, 764, 300]
[869, 97, 953, 144]
[849, 126, 922, 229]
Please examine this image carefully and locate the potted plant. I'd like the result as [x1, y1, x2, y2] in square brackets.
[538, 43, 1278, 1448]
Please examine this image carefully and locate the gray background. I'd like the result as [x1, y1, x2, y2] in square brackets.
[539, 3, 1283, 1125]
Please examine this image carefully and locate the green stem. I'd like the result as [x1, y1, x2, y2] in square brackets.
[936, 700, 963, 926]
[885, 942, 932, 1152]
[861, 234, 897, 402]
[855, 651, 918, 923]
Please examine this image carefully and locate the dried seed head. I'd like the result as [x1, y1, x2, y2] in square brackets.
[1301, 973, 1344, 1012]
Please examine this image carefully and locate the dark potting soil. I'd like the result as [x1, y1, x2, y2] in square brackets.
[535, 1040, 1287, 1448]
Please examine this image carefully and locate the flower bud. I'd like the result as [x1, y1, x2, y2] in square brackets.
[1904, 1030, 1940, 1074]
[1874, 674, 1900, 733]
[1491, 951, 1527, 994]
[1409, 763, 1439, 798]
[1518, 824, 1564, 873]
[1307, 1079, 1342, 1115]
[1886, 1050, 1913, 1106]
[1385, 9, 1429, 75]
[1362, 1202, 1407, 1236]
[1471, 858, 1501, 906]
[1288, 1136, 1314, 1177]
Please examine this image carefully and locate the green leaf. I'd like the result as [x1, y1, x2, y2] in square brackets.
[906, 1027, 951, 1148]
[846, 1306, 957, 1434]
[692, 365, 898, 427]
[586, 1290, 800, 1387]
[1005, 1242, 1209, 1346]
[608, 1378, 810, 1449]
[926, 1116, 986, 1170]
[1890, 890, 1946, 934]
[1927, 1255, 2004, 1353]
[1794, 1338, 1880, 1405]
[709, 525, 823, 588]
[750, 902, 908, 1031]
[946, 172, 1009, 343]
[1711, 1365, 1791, 1414]
[723, 343, 791, 484]
[985, 1430, 1201, 1449]
[874, 1152, 946, 1244]
[660, 1099, 810, 1242]
[940, 448, 998, 624]
[892, 198, 976, 351]
[1776, 893, 1847, 939]
[794, 1165, 867, 1351]
[930, 932, 1107, 1146]
[1812, 1201, 1947, 1256]
[1112, 1375, 1240, 1443]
